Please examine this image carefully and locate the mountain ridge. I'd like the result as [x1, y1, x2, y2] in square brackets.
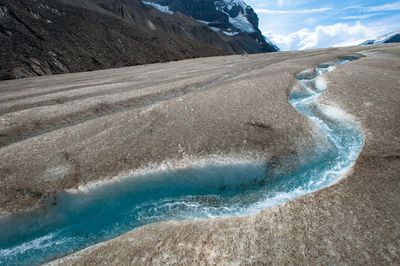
[144, 0, 276, 52]
[360, 30, 400, 45]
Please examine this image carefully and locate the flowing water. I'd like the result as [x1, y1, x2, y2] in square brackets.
[0, 57, 364, 265]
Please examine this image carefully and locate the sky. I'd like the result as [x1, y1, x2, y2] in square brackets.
[244, 0, 400, 50]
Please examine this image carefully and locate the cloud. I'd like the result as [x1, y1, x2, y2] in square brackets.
[341, 13, 383, 20]
[265, 21, 380, 51]
[255, 7, 331, 14]
[346, 2, 400, 12]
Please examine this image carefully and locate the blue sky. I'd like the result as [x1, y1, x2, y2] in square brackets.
[245, 0, 400, 50]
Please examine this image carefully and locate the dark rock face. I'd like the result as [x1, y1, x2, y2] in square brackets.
[90, 0, 259, 54]
[0, 0, 277, 80]
[360, 40, 375, 45]
[0, 0, 226, 80]
[385, 33, 400, 43]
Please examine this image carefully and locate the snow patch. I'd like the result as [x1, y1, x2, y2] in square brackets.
[197, 20, 211, 25]
[142, 1, 173, 15]
[209, 27, 221, 32]
[228, 13, 255, 33]
[223, 31, 239, 36]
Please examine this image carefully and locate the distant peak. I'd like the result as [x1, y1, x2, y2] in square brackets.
[360, 30, 400, 45]
[141, 0, 279, 52]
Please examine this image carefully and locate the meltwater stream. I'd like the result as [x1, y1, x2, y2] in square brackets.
[0, 57, 364, 265]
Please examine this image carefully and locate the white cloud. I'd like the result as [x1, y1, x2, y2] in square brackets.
[342, 13, 384, 20]
[347, 2, 400, 12]
[265, 21, 381, 51]
[255, 7, 331, 14]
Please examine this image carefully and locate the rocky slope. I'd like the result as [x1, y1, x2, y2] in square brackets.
[91, 0, 278, 53]
[0, 0, 277, 80]
[0, 0, 226, 80]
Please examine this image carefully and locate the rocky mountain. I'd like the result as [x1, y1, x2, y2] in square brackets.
[0, 0, 225, 80]
[361, 30, 400, 45]
[144, 0, 277, 52]
[0, 0, 278, 80]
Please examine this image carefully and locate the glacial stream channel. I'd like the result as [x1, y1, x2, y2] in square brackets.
[0, 57, 364, 265]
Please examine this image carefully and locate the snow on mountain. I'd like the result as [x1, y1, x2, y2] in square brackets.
[215, 0, 256, 33]
[142, 1, 173, 15]
[222, 0, 248, 10]
[374, 30, 400, 43]
[264, 36, 280, 51]
[210, 26, 221, 33]
[228, 13, 255, 33]
[361, 30, 400, 45]
[140, 0, 279, 52]
[197, 14, 252, 36]
[223, 31, 239, 36]
[142, 0, 255, 34]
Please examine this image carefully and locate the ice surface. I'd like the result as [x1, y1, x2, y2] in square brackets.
[0, 56, 365, 265]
